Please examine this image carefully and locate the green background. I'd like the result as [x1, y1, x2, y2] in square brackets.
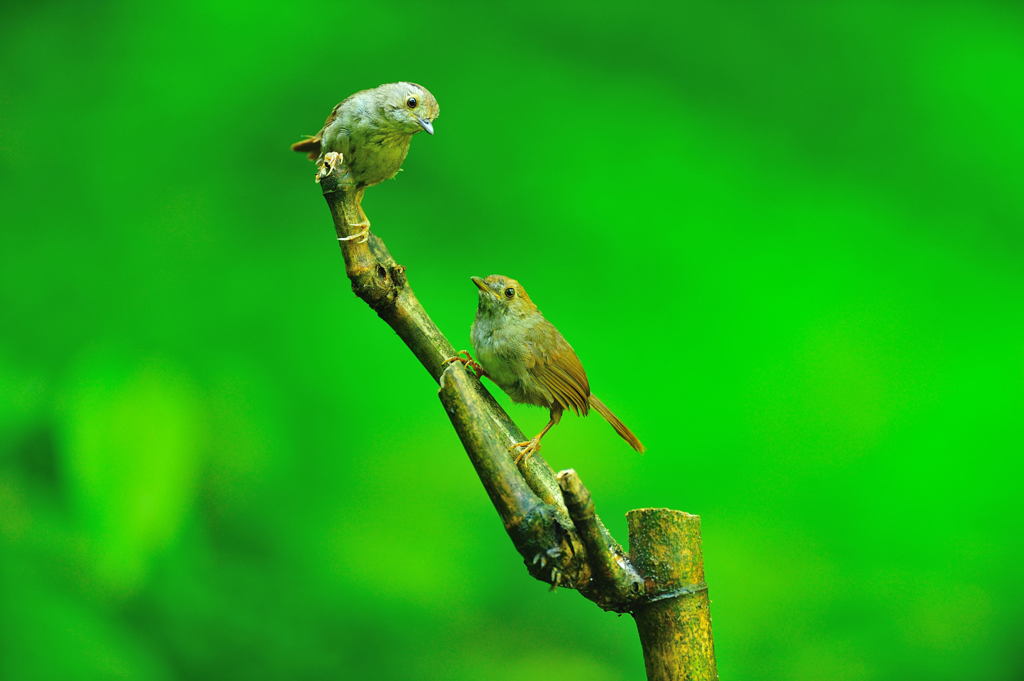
[2, 1, 1021, 679]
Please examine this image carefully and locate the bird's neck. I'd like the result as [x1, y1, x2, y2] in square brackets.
[364, 121, 413, 146]
[473, 308, 541, 337]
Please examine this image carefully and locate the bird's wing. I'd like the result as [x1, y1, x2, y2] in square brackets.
[322, 96, 350, 127]
[524, 321, 590, 416]
[291, 91, 360, 158]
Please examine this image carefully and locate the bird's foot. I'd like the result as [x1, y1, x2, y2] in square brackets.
[338, 220, 370, 243]
[444, 350, 485, 377]
[511, 437, 541, 465]
[315, 152, 342, 183]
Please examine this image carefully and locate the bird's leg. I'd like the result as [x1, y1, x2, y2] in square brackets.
[314, 154, 367, 241]
[444, 349, 487, 378]
[338, 187, 371, 243]
[512, 407, 563, 465]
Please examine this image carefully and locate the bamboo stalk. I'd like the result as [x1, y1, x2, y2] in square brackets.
[629, 509, 718, 680]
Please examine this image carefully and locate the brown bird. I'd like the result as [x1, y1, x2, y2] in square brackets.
[450, 274, 645, 462]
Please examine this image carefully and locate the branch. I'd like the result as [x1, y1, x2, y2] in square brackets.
[314, 162, 717, 677]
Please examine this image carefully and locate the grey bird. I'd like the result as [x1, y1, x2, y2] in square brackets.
[292, 82, 439, 239]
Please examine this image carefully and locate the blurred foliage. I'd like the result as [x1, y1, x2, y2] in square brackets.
[1, 1, 1022, 679]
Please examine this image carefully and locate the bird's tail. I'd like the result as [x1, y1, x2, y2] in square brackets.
[291, 135, 322, 159]
[588, 395, 645, 453]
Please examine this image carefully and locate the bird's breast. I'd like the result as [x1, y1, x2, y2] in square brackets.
[472, 315, 551, 408]
[323, 118, 413, 187]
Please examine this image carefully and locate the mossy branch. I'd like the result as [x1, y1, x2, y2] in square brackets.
[314, 163, 718, 679]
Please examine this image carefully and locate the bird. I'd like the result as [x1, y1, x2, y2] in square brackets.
[291, 82, 440, 240]
[449, 275, 645, 462]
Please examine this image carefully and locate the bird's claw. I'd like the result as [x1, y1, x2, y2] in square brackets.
[511, 438, 541, 465]
[443, 349, 472, 364]
[444, 350, 484, 377]
[338, 220, 371, 243]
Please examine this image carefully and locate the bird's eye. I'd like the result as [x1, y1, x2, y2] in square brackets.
[406, 97, 418, 108]
[504, 287, 515, 299]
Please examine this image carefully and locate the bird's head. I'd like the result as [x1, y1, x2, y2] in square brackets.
[378, 82, 439, 135]
[471, 275, 538, 321]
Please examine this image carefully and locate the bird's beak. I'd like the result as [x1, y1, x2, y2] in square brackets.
[416, 117, 435, 135]
[471, 276, 498, 298]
